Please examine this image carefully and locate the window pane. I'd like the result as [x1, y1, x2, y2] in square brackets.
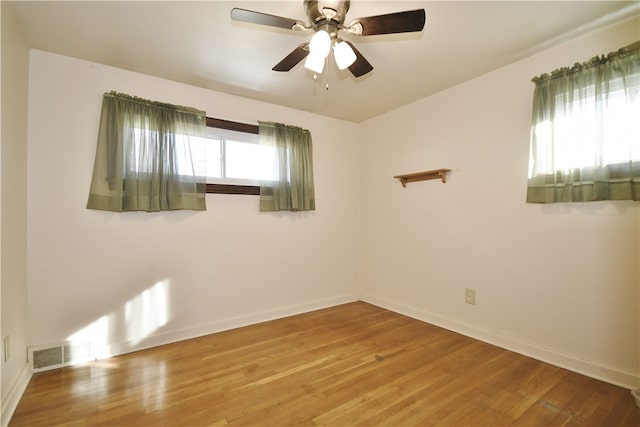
[602, 90, 640, 165]
[174, 134, 208, 178]
[204, 138, 222, 180]
[129, 129, 216, 180]
[530, 84, 640, 177]
[226, 140, 276, 181]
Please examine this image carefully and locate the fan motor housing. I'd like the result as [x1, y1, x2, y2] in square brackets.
[305, 0, 350, 25]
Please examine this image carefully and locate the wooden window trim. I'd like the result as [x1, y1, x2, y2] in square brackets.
[205, 117, 260, 195]
[206, 117, 258, 134]
[205, 183, 260, 195]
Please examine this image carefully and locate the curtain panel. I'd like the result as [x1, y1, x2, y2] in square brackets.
[87, 92, 207, 212]
[258, 121, 316, 212]
[527, 41, 640, 203]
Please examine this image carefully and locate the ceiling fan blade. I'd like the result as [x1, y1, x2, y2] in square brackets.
[272, 43, 310, 72]
[231, 8, 305, 31]
[344, 41, 373, 78]
[350, 9, 426, 36]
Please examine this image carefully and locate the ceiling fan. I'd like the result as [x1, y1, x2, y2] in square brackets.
[230, 0, 426, 78]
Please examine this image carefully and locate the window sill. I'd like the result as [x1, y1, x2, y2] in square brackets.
[205, 183, 260, 195]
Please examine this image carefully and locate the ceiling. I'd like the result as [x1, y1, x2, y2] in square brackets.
[5, 1, 639, 122]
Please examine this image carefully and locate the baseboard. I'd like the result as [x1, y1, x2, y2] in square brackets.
[94, 293, 360, 360]
[1, 363, 32, 427]
[26, 292, 635, 391]
[361, 294, 639, 390]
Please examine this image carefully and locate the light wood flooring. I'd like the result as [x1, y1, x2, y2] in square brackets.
[10, 302, 640, 426]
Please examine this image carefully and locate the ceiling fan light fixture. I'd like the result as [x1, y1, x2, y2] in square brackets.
[333, 40, 356, 70]
[308, 30, 331, 58]
[231, 2, 426, 78]
[304, 52, 326, 73]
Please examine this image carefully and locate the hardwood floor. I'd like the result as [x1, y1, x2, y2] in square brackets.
[10, 302, 640, 426]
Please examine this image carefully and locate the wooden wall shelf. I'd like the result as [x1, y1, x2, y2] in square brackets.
[393, 169, 450, 187]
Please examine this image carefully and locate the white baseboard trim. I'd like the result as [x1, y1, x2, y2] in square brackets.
[361, 294, 639, 390]
[27, 293, 636, 394]
[94, 294, 360, 360]
[1, 363, 32, 427]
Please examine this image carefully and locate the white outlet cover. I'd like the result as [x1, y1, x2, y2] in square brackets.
[465, 288, 476, 305]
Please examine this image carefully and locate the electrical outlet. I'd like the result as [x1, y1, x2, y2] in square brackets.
[465, 288, 476, 305]
[3, 335, 10, 362]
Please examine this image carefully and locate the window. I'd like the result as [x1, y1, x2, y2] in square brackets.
[528, 77, 639, 175]
[526, 41, 640, 203]
[203, 118, 272, 195]
[129, 118, 272, 195]
[202, 127, 276, 185]
[200, 117, 316, 209]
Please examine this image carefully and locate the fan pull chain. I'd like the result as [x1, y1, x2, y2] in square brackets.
[312, 72, 328, 91]
[311, 57, 330, 91]
[325, 56, 329, 91]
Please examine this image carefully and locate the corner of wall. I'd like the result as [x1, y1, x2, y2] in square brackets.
[0, 2, 3, 420]
[0, 364, 30, 427]
[1, 2, 31, 424]
[636, 207, 640, 406]
[362, 294, 640, 390]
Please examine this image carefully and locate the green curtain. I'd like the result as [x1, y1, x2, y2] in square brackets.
[87, 92, 207, 212]
[259, 121, 315, 212]
[527, 41, 640, 203]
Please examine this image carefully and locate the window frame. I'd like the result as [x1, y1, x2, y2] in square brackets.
[204, 117, 261, 196]
[526, 42, 640, 203]
[528, 79, 640, 179]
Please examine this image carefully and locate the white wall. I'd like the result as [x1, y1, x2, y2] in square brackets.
[360, 17, 640, 388]
[1, 3, 31, 424]
[26, 50, 360, 359]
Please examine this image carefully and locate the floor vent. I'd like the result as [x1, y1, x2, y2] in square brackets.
[28, 342, 94, 372]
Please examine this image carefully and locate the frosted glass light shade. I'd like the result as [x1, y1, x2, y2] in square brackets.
[333, 41, 356, 70]
[308, 30, 331, 58]
[305, 52, 325, 73]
